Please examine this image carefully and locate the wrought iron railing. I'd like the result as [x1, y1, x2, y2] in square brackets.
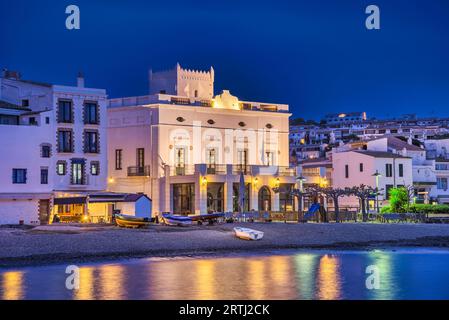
[127, 165, 150, 177]
[170, 165, 195, 176]
[206, 164, 227, 175]
[232, 165, 251, 175]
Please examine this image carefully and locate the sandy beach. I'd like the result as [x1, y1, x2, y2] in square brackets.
[2, 222, 449, 267]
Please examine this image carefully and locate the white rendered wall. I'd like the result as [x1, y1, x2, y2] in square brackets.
[0, 200, 39, 225]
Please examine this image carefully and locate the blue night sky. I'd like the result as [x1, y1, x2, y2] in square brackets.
[1, 0, 448, 120]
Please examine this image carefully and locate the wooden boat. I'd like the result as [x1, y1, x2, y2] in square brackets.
[162, 213, 193, 226]
[115, 214, 151, 228]
[234, 227, 264, 240]
[162, 213, 225, 226]
[190, 212, 225, 224]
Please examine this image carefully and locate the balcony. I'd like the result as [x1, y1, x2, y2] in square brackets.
[166, 164, 297, 178]
[232, 165, 251, 175]
[170, 165, 195, 176]
[278, 166, 296, 177]
[127, 166, 150, 177]
[206, 164, 227, 175]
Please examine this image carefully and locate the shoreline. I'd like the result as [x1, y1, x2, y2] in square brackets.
[2, 223, 449, 268]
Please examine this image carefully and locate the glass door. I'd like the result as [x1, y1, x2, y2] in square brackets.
[237, 149, 248, 174]
[206, 148, 216, 174]
[175, 147, 186, 175]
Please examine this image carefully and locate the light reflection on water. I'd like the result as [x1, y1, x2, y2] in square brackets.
[1, 249, 449, 300]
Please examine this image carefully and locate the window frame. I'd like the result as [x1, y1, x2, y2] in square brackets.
[57, 129, 73, 153]
[84, 130, 99, 154]
[12, 168, 27, 184]
[57, 100, 73, 123]
[90, 161, 100, 176]
[115, 149, 123, 170]
[386, 163, 393, 177]
[83, 101, 99, 125]
[40, 168, 49, 184]
[56, 161, 67, 175]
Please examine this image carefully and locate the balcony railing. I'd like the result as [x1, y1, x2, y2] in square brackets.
[206, 164, 227, 175]
[232, 165, 251, 175]
[170, 165, 195, 176]
[278, 166, 296, 177]
[127, 165, 150, 177]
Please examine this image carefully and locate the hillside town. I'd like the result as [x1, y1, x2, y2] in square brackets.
[290, 112, 449, 210]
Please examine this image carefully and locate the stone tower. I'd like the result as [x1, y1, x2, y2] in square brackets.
[149, 63, 214, 100]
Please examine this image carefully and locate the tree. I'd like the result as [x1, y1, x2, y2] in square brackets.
[404, 185, 415, 205]
[291, 188, 310, 222]
[316, 187, 351, 223]
[350, 184, 381, 222]
[389, 187, 410, 213]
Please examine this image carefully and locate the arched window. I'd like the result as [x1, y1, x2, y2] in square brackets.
[258, 186, 271, 212]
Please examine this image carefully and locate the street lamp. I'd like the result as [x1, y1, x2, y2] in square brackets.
[372, 170, 382, 213]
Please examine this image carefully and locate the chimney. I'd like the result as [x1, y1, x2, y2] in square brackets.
[2, 69, 21, 80]
[77, 71, 85, 88]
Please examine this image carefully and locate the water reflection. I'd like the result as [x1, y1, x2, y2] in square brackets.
[1, 249, 449, 300]
[316, 255, 341, 300]
[1, 271, 24, 300]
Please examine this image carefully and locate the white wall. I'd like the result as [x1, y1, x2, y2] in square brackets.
[115, 198, 152, 218]
[0, 119, 53, 193]
[0, 200, 39, 225]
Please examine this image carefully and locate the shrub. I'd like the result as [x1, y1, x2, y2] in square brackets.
[389, 187, 409, 213]
[380, 206, 392, 214]
[408, 204, 449, 214]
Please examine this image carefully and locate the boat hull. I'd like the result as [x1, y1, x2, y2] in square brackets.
[115, 214, 151, 228]
[234, 227, 264, 240]
[162, 214, 193, 226]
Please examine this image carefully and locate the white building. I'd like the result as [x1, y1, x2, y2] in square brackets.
[424, 138, 449, 203]
[0, 70, 109, 225]
[107, 64, 297, 216]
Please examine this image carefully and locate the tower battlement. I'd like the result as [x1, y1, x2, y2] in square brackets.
[149, 63, 214, 99]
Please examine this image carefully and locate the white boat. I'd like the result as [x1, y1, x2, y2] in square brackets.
[234, 227, 264, 240]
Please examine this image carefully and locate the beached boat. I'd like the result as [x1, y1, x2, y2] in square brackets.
[115, 214, 151, 228]
[162, 213, 225, 226]
[162, 213, 193, 226]
[234, 227, 264, 240]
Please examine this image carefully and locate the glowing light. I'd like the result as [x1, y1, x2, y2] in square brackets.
[253, 177, 259, 186]
[98, 264, 124, 300]
[275, 178, 280, 188]
[202, 176, 208, 185]
[317, 255, 341, 300]
[74, 267, 94, 300]
[1, 271, 24, 300]
[338, 113, 346, 118]
[108, 177, 115, 183]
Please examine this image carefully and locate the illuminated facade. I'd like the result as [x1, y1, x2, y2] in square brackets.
[107, 64, 297, 216]
[0, 70, 108, 225]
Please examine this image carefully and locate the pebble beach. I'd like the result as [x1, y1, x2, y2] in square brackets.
[2, 222, 449, 267]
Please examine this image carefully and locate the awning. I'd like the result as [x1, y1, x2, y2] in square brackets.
[54, 197, 87, 205]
